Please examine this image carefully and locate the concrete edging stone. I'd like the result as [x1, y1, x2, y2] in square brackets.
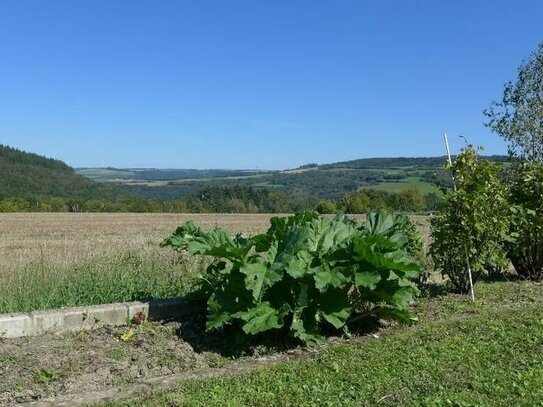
[0, 298, 205, 339]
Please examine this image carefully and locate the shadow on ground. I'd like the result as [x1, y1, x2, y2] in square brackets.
[170, 310, 383, 358]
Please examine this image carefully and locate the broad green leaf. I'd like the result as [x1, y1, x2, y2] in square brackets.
[355, 270, 381, 290]
[365, 210, 395, 235]
[291, 313, 323, 346]
[354, 235, 420, 274]
[314, 264, 349, 292]
[316, 219, 357, 253]
[206, 309, 232, 330]
[318, 288, 350, 329]
[206, 271, 253, 330]
[275, 226, 311, 261]
[391, 287, 415, 309]
[240, 261, 281, 301]
[160, 221, 202, 250]
[187, 229, 250, 259]
[284, 251, 313, 278]
[239, 302, 285, 335]
[374, 307, 417, 324]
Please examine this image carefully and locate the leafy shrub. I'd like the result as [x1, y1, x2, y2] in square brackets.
[505, 162, 543, 280]
[339, 192, 370, 213]
[314, 199, 338, 214]
[364, 210, 430, 285]
[430, 146, 510, 293]
[161, 211, 421, 345]
[364, 210, 424, 257]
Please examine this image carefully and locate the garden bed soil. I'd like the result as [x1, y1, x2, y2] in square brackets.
[0, 314, 309, 406]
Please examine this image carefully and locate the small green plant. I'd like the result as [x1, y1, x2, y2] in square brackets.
[162, 211, 420, 345]
[33, 368, 56, 385]
[430, 146, 510, 293]
[120, 329, 136, 342]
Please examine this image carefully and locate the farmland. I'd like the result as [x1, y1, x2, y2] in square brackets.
[0, 213, 291, 313]
[75, 156, 509, 202]
[75, 158, 450, 200]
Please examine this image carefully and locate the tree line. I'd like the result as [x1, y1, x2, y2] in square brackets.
[0, 185, 441, 213]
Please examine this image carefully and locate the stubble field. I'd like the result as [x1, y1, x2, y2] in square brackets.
[0, 213, 280, 271]
[0, 213, 284, 313]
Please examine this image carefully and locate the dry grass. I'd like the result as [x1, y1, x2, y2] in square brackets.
[0, 213, 287, 273]
[0, 213, 295, 313]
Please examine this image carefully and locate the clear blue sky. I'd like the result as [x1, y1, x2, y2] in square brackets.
[0, 1, 542, 169]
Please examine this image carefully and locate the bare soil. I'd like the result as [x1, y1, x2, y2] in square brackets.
[0, 313, 309, 406]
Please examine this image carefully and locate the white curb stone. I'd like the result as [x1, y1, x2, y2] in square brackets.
[32, 309, 70, 332]
[84, 303, 129, 328]
[0, 313, 33, 338]
[0, 298, 206, 339]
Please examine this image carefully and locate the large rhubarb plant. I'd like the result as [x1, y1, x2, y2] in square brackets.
[161, 211, 421, 345]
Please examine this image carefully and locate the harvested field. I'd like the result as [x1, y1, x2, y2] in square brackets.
[0, 213, 428, 273]
[0, 213, 285, 273]
[0, 213, 288, 313]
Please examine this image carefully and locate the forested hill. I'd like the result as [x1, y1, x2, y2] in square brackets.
[0, 145, 126, 200]
[316, 155, 510, 170]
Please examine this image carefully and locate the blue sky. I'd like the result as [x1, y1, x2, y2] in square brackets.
[0, 1, 542, 169]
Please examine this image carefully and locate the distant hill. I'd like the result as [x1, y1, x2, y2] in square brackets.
[76, 155, 510, 201]
[0, 145, 127, 200]
[315, 155, 510, 170]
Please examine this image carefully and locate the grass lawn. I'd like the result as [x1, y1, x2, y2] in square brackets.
[97, 281, 543, 407]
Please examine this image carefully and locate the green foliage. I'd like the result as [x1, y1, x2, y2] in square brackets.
[484, 42, 543, 162]
[423, 192, 442, 211]
[185, 186, 312, 213]
[115, 157, 484, 202]
[314, 199, 338, 214]
[364, 210, 424, 257]
[340, 188, 432, 213]
[505, 162, 543, 280]
[0, 197, 32, 212]
[162, 211, 420, 345]
[33, 368, 56, 385]
[430, 146, 510, 293]
[393, 187, 425, 212]
[340, 192, 370, 213]
[0, 144, 126, 202]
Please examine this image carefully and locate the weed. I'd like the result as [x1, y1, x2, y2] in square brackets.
[32, 368, 56, 385]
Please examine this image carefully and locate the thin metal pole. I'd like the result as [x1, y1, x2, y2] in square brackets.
[443, 133, 475, 302]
